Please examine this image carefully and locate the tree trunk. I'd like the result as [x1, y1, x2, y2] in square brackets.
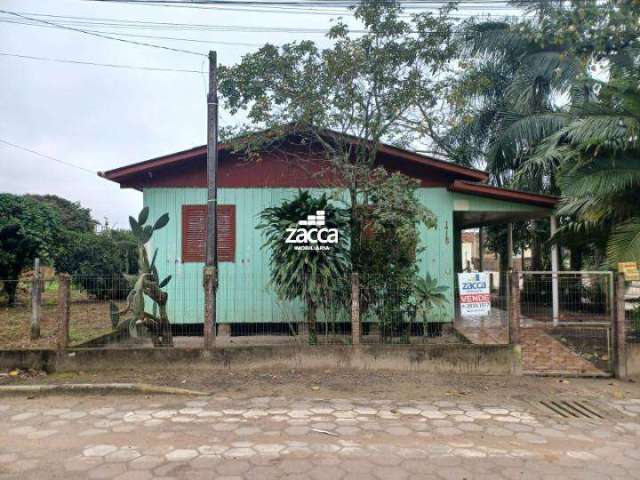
[570, 248, 582, 271]
[530, 220, 543, 271]
[498, 247, 509, 300]
[4, 281, 18, 306]
[306, 300, 317, 345]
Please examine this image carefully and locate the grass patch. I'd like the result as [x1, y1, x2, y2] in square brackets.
[0, 279, 125, 349]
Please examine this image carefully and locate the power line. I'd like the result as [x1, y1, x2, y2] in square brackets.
[0, 139, 97, 175]
[89, 0, 534, 6]
[0, 12, 510, 36]
[0, 20, 263, 47]
[82, 0, 509, 16]
[1, 12, 368, 34]
[0, 9, 206, 57]
[0, 52, 206, 73]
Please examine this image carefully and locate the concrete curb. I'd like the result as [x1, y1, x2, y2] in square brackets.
[0, 383, 209, 396]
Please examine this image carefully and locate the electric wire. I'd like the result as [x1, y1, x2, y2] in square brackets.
[0, 139, 97, 175]
[0, 52, 205, 73]
[0, 9, 207, 57]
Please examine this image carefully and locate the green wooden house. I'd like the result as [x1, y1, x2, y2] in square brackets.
[100, 131, 558, 333]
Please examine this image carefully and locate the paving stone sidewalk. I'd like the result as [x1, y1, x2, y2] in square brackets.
[2, 394, 640, 479]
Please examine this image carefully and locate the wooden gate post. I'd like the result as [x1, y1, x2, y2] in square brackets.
[203, 266, 216, 350]
[30, 258, 41, 340]
[614, 272, 628, 379]
[351, 273, 361, 345]
[509, 271, 522, 375]
[56, 274, 70, 351]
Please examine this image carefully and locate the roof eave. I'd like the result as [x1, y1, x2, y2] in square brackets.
[448, 180, 559, 208]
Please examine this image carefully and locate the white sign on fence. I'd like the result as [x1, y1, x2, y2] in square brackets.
[458, 272, 491, 317]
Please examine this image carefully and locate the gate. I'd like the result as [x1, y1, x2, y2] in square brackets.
[516, 271, 614, 376]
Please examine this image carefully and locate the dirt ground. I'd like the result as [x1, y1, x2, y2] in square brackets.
[3, 366, 640, 404]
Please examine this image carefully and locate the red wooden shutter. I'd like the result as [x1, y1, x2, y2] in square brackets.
[181, 204, 235, 263]
[216, 205, 236, 262]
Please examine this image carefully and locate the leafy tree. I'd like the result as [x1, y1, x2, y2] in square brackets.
[258, 191, 350, 344]
[108, 229, 139, 275]
[54, 230, 131, 300]
[26, 194, 96, 233]
[343, 169, 437, 340]
[0, 194, 61, 304]
[220, 0, 456, 271]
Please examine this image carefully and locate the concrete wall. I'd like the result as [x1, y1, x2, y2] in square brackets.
[1, 345, 515, 376]
[624, 343, 640, 377]
[0, 350, 54, 372]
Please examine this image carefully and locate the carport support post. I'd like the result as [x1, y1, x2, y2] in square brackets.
[507, 223, 513, 270]
[614, 272, 628, 379]
[550, 215, 560, 326]
[30, 257, 41, 340]
[351, 273, 361, 345]
[478, 227, 484, 271]
[56, 273, 70, 352]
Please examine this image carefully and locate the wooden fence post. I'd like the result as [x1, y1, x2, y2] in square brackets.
[203, 266, 216, 350]
[30, 258, 41, 340]
[614, 272, 628, 379]
[56, 274, 70, 351]
[509, 271, 522, 375]
[351, 273, 360, 346]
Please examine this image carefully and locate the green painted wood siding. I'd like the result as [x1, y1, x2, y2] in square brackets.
[143, 187, 458, 324]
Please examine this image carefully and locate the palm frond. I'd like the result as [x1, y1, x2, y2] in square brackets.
[559, 156, 640, 199]
[487, 112, 570, 171]
[607, 218, 640, 266]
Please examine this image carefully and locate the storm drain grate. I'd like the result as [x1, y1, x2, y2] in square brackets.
[539, 400, 605, 419]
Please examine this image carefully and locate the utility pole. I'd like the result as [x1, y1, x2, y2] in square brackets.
[204, 50, 218, 350]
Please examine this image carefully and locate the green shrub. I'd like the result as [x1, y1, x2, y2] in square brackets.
[55, 231, 131, 300]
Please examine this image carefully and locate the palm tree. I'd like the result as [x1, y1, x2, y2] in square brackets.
[528, 73, 640, 266]
[448, 1, 640, 269]
[413, 274, 449, 336]
[442, 16, 587, 271]
[258, 191, 351, 344]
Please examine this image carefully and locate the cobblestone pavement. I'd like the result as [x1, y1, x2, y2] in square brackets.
[3, 393, 640, 479]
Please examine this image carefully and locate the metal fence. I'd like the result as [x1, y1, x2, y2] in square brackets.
[1, 269, 630, 368]
[0, 278, 59, 350]
[514, 271, 614, 375]
[1, 269, 469, 349]
[452, 271, 510, 345]
[625, 280, 640, 343]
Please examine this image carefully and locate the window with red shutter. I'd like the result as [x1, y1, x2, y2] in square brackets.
[181, 204, 236, 263]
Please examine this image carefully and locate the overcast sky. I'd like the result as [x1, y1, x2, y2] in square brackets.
[0, 0, 366, 227]
[0, 0, 510, 228]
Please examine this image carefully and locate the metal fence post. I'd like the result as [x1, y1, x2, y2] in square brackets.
[203, 266, 216, 350]
[351, 273, 360, 345]
[509, 271, 521, 344]
[30, 258, 41, 340]
[56, 274, 70, 351]
[509, 271, 522, 375]
[614, 272, 628, 379]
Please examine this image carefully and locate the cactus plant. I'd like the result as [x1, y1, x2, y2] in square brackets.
[110, 207, 173, 347]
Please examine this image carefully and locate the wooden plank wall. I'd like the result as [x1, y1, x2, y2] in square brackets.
[144, 187, 457, 324]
